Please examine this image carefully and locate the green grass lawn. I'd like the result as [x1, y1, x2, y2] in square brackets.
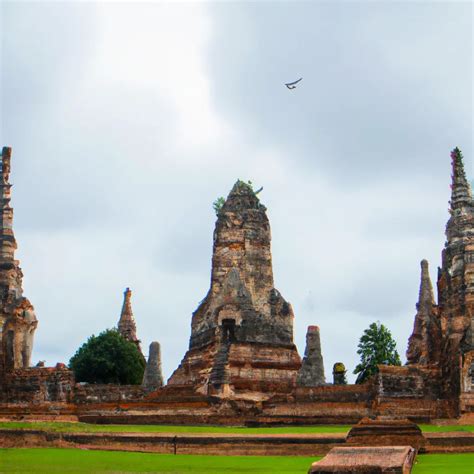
[0, 449, 473, 474]
[0, 421, 473, 434]
[0, 422, 351, 434]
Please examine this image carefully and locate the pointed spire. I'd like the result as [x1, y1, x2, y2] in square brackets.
[117, 287, 140, 349]
[0, 147, 16, 264]
[406, 260, 441, 365]
[417, 260, 436, 311]
[450, 147, 472, 211]
[221, 180, 264, 214]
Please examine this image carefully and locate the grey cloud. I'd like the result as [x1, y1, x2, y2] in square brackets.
[206, 2, 472, 183]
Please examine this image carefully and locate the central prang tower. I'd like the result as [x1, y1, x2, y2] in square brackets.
[168, 181, 301, 396]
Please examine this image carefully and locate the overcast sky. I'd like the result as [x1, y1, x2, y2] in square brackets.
[1, 1, 472, 383]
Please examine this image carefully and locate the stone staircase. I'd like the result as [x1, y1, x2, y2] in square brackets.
[209, 343, 230, 387]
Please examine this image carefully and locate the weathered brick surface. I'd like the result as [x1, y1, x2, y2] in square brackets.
[74, 384, 144, 404]
[297, 326, 326, 387]
[142, 342, 164, 391]
[168, 181, 301, 395]
[346, 417, 426, 451]
[436, 149, 474, 403]
[309, 446, 416, 474]
[0, 147, 37, 373]
[117, 287, 141, 352]
[406, 260, 441, 365]
[1, 367, 74, 404]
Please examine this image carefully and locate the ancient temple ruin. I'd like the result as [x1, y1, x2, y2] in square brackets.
[168, 180, 301, 396]
[1, 145, 473, 425]
[438, 148, 474, 403]
[117, 287, 141, 352]
[406, 260, 441, 365]
[297, 326, 326, 386]
[406, 147, 474, 412]
[142, 341, 164, 391]
[0, 147, 37, 373]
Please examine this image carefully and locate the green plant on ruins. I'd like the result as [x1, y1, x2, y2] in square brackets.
[212, 196, 225, 215]
[69, 329, 145, 385]
[353, 321, 401, 384]
[213, 180, 261, 216]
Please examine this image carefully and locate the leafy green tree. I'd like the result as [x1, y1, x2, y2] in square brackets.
[354, 322, 401, 384]
[69, 329, 145, 384]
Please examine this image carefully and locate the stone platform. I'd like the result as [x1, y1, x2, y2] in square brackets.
[346, 417, 426, 451]
[309, 446, 416, 474]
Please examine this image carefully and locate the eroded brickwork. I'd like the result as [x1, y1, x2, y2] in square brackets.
[142, 341, 164, 391]
[168, 181, 301, 395]
[1, 367, 74, 403]
[297, 326, 326, 386]
[406, 260, 441, 365]
[0, 147, 37, 373]
[404, 148, 474, 413]
[117, 288, 141, 351]
[437, 149, 474, 400]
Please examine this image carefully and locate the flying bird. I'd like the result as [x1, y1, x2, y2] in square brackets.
[285, 78, 302, 90]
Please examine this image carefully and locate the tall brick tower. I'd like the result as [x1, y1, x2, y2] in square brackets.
[407, 148, 474, 409]
[168, 180, 301, 396]
[0, 147, 37, 373]
[437, 148, 474, 399]
[406, 259, 441, 366]
[117, 287, 141, 352]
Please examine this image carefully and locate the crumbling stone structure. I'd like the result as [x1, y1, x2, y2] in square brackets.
[438, 148, 474, 411]
[142, 341, 164, 391]
[406, 260, 441, 365]
[117, 287, 141, 352]
[0, 147, 37, 373]
[2, 147, 474, 424]
[168, 180, 301, 396]
[297, 326, 326, 386]
[406, 147, 474, 415]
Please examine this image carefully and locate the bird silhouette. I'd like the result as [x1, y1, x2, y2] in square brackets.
[285, 78, 302, 90]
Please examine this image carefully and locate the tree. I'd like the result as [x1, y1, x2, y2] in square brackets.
[353, 322, 401, 384]
[69, 329, 145, 384]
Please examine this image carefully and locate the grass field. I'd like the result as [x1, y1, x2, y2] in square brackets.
[0, 449, 473, 473]
[0, 421, 473, 434]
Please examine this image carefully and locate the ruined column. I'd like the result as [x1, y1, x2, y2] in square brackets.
[142, 341, 164, 391]
[0, 147, 38, 372]
[406, 260, 441, 365]
[117, 287, 141, 352]
[297, 326, 325, 386]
